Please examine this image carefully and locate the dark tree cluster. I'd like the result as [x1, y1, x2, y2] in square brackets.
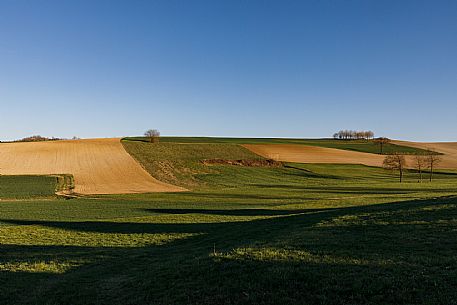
[333, 130, 374, 140]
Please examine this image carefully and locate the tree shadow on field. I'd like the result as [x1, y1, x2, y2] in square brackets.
[283, 164, 345, 180]
[174, 192, 326, 201]
[144, 208, 329, 216]
[250, 184, 457, 194]
[191, 192, 312, 200]
[1, 196, 457, 305]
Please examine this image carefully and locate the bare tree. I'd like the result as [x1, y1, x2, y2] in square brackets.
[425, 150, 442, 182]
[383, 153, 407, 182]
[373, 137, 391, 154]
[413, 154, 428, 183]
[355, 131, 363, 139]
[144, 129, 160, 143]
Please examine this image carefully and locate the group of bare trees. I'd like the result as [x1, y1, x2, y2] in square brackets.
[417, 152, 442, 183]
[383, 151, 442, 183]
[333, 130, 375, 140]
[16, 135, 62, 142]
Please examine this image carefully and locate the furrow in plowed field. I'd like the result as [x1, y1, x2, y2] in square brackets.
[0, 138, 185, 194]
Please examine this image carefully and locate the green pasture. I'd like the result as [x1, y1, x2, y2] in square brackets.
[1, 149, 456, 304]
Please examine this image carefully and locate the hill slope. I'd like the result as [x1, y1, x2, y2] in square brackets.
[122, 141, 263, 187]
[0, 138, 184, 194]
[125, 136, 430, 155]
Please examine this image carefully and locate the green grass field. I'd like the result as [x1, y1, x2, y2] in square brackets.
[124, 136, 432, 155]
[0, 175, 61, 199]
[1, 142, 457, 304]
[122, 141, 263, 187]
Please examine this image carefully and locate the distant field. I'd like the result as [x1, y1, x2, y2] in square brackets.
[124, 136, 432, 155]
[0, 175, 58, 199]
[394, 140, 457, 169]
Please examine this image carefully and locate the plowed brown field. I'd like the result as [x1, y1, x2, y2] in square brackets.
[243, 144, 385, 166]
[0, 138, 185, 194]
[393, 140, 457, 169]
[244, 143, 457, 169]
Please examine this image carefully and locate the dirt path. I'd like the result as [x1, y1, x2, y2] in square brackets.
[0, 138, 185, 194]
[243, 144, 385, 167]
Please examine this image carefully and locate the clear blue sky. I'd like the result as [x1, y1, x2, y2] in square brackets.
[1, 0, 456, 141]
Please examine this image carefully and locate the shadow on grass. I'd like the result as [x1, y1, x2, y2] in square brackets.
[144, 208, 328, 216]
[172, 192, 325, 201]
[282, 165, 345, 180]
[1, 196, 457, 304]
[249, 184, 457, 194]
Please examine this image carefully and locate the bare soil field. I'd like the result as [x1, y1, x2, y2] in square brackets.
[0, 138, 185, 194]
[393, 140, 457, 169]
[243, 144, 385, 167]
[244, 142, 457, 169]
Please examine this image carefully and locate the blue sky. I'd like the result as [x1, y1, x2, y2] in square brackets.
[0, 0, 456, 141]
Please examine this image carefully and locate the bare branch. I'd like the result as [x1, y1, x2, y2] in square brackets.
[144, 129, 161, 143]
[425, 149, 442, 182]
[413, 154, 428, 182]
[383, 153, 407, 182]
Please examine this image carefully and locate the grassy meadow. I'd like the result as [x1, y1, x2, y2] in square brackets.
[0, 175, 64, 199]
[1, 141, 457, 304]
[122, 141, 263, 187]
[124, 136, 432, 155]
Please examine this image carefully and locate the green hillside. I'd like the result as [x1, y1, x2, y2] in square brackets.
[124, 136, 433, 155]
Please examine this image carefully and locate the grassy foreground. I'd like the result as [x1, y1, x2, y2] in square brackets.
[124, 136, 431, 155]
[1, 156, 457, 304]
